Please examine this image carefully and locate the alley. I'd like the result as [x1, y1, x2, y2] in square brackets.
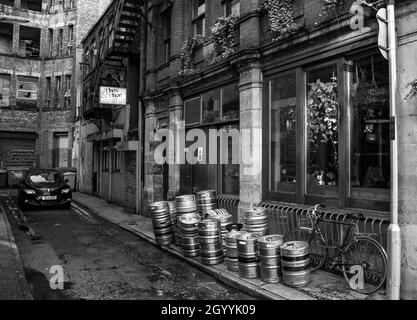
[2, 195, 253, 300]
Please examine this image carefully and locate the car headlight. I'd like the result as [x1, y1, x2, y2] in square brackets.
[61, 188, 71, 194]
[23, 189, 36, 195]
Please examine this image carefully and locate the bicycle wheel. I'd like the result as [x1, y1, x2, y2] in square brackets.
[341, 236, 387, 295]
[284, 227, 328, 272]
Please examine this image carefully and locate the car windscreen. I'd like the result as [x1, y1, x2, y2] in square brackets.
[28, 171, 63, 184]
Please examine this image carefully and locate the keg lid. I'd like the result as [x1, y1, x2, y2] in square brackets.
[237, 232, 262, 241]
[257, 234, 284, 244]
[280, 241, 309, 250]
[179, 213, 201, 225]
[150, 201, 168, 210]
[226, 230, 245, 240]
[198, 218, 220, 228]
[196, 190, 217, 197]
[176, 194, 195, 201]
[244, 207, 267, 217]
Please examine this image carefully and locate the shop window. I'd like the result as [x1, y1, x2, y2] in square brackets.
[0, 74, 11, 107]
[162, 8, 172, 63]
[185, 97, 201, 126]
[0, 22, 13, 55]
[17, 76, 38, 100]
[222, 83, 239, 121]
[269, 73, 297, 193]
[192, 0, 206, 37]
[350, 54, 390, 200]
[21, 0, 42, 12]
[202, 89, 220, 124]
[222, 0, 240, 17]
[306, 65, 339, 195]
[221, 124, 240, 195]
[19, 26, 41, 58]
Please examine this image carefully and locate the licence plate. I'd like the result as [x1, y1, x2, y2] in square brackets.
[41, 196, 57, 201]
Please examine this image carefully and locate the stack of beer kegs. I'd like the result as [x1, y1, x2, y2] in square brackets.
[237, 232, 261, 279]
[178, 213, 201, 258]
[244, 207, 268, 236]
[257, 235, 284, 283]
[225, 229, 245, 272]
[150, 201, 173, 246]
[280, 241, 311, 287]
[175, 195, 197, 215]
[167, 201, 181, 246]
[195, 190, 217, 218]
[198, 219, 224, 266]
[208, 209, 233, 252]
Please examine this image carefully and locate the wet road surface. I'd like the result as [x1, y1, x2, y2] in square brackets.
[3, 196, 254, 300]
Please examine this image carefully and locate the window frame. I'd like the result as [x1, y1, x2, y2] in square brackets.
[17, 76, 38, 101]
[0, 74, 11, 105]
[161, 7, 172, 63]
[192, 0, 206, 37]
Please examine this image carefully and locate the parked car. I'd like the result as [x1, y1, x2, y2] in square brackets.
[18, 168, 72, 209]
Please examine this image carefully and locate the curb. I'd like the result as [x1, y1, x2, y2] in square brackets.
[0, 201, 33, 300]
[72, 199, 314, 300]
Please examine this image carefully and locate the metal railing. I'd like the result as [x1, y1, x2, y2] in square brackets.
[216, 194, 240, 223]
[259, 201, 389, 252]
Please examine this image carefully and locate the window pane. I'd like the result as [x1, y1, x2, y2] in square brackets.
[202, 89, 220, 123]
[185, 97, 201, 125]
[222, 124, 240, 195]
[270, 73, 297, 193]
[351, 54, 390, 198]
[306, 66, 338, 194]
[222, 83, 239, 121]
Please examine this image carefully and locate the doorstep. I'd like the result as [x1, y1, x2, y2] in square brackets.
[72, 192, 372, 300]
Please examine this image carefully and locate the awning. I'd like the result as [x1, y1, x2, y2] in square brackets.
[87, 129, 124, 142]
[116, 140, 139, 151]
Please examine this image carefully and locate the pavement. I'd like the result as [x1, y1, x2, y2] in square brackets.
[0, 191, 32, 300]
[71, 192, 373, 301]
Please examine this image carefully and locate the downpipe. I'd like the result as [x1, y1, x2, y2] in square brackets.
[386, 0, 401, 300]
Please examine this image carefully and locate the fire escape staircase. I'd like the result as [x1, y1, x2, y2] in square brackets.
[85, 0, 142, 129]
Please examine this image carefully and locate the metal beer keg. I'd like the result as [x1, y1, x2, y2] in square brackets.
[198, 219, 224, 266]
[167, 201, 181, 246]
[225, 230, 245, 272]
[237, 232, 261, 279]
[280, 241, 311, 288]
[196, 190, 217, 217]
[150, 201, 173, 246]
[175, 195, 197, 214]
[244, 207, 268, 236]
[257, 234, 284, 283]
[179, 213, 201, 257]
[209, 209, 233, 252]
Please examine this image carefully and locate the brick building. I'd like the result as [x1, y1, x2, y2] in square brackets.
[0, 0, 111, 184]
[78, 0, 417, 299]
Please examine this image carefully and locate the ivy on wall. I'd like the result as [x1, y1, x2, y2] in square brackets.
[261, 0, 299, 42]
[178, 34, 204, 76]
[210, 15, 238, 64]
[405, 79, 417, 100]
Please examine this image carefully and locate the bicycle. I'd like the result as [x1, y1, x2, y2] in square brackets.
[284, 204, 387, 295]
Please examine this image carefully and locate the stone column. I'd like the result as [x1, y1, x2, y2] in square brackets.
[397, 6, 417, 299]
[236, 59, 263, 223]
[142, 98, 161, 216]
[167, 90, 183, 201]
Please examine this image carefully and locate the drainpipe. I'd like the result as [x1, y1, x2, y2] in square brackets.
[386, 0, 401, 300]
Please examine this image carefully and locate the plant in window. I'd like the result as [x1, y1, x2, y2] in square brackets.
[178, 34, 204, 76]
[261, 0, 299, 42]
[210, 15, 238, 64]
[307, 76, 339, 169]
[404, 79, 417, 100]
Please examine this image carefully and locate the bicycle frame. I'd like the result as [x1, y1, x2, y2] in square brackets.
[309, 216, 359, 266]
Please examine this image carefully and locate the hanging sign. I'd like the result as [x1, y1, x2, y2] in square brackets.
[99, 86, 127, 105]
[376, 8, 389, 60]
